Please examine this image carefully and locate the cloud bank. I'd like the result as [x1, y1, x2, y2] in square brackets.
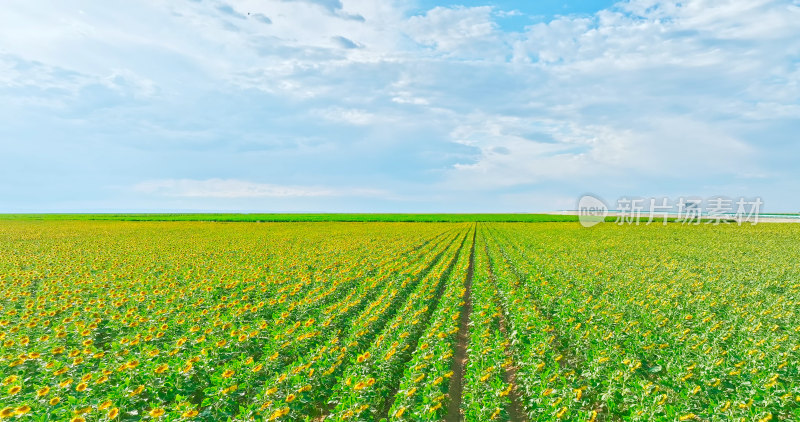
[0, 0, 798, 212]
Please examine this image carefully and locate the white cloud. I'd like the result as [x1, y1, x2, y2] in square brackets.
[312, 107, 378, 125]
[496, 9, 523, 18]
[102, 69, 158, 99]
[405, 6, 502, 56]
[391, 94, 429, 105]
[442, 109, 759, 191]
[133, 178, 381, 198]
[621, 0, 800, 40]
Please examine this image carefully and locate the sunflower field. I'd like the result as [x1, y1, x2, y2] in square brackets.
[0, 220, 798, 421]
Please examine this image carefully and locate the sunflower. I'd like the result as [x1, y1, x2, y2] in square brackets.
[37, 386, 50, 396]
[107, 408, 119, 419]
[14, 406, 31, 416]
[149, 408, 165, 417]
[49, 397, 61, 406]
[98, 400, 113, 410]
[73, 407, 91, 415]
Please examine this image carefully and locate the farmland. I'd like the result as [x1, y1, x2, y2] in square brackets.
[0, 220, 799, 421]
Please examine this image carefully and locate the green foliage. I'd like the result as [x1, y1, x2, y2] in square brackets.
[0, 213, 580, 223]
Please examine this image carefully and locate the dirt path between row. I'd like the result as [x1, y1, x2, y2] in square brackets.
[483, 238, 526, 422]
[445, 224, 477, 422]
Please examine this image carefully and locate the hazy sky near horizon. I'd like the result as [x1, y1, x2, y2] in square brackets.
[1, 0, 799, 212]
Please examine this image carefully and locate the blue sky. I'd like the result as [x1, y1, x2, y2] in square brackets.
[1, 0, 799, 212]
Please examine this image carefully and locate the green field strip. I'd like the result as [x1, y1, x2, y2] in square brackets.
[0, 213, 739, 223]
[0, 214, 580, 223]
